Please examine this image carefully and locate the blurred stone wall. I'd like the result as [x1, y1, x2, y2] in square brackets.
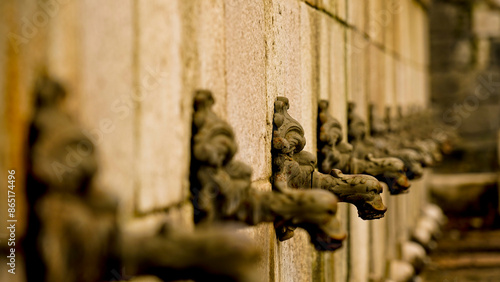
[0, 0, 430, 281]
[430, 0, 500, 173]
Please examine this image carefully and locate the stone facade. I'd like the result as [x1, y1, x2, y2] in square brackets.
[0, 0, 431, 281]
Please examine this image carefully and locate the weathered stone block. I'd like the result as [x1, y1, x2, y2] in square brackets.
[347, 30, 368, 121]
[136, 0, 191, 214]
[368, 44, 385, 116]
[330, 19, 347, 134]
[366, 0, 385, 46]
[226, 0, 268, 181]
[79, 0, 136, 218]
[198, 0, 227, 119]
[347, 0, 365, 33]
[264, 0, 301, 113]
[334, 204, 349, 282]
[300, 2, 319, 153]
[349, 205, 369, 282]
[318, 0, 335, 17]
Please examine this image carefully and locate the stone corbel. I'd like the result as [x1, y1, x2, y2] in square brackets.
[272, 97, 387, 220]
[317, 100, 411, 195]
[190, 91, 346, 251]
[24, 76, 260, 282]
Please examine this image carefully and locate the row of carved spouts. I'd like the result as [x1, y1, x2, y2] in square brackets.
[26, 78, 453, 282]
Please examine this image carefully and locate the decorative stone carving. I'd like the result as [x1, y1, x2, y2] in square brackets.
[378, 106, 450, 174]
[272, 97, 387, 220]
[190, 90, 346, 251]
[24, 76, 260, 282]
[317, 100, 411, 195]
[348, 102, 425, 180]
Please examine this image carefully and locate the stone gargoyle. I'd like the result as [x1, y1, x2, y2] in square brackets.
[24, 76, 260, 282]
[190, 90, 346, 251]
[271, 97, 387, 223]
[317, 100, 410, 195]
[348, 102, 424, 180]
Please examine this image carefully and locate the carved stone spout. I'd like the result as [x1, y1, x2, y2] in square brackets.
[272, 97, 387, 220]
[25, 77, 262, 282]
[313, 169, 386, 219]
[190, 90, 346, 251]
[317, 100, 410, 195]
[348, 102, 424, 181]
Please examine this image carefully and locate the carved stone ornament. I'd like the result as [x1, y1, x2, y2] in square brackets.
[317, 100, 410, 195]
[24, 76, 261, 282]
[271, 97, 387, 220]
[190, 90, 346, 251]
[348, 102, 425, 180]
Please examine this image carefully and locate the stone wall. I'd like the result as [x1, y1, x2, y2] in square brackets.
[0, 0, 430, 281]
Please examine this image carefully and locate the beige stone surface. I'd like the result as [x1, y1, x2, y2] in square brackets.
[408, 1, 419, 68]
[264, 0, 301, 118]
[198, 0, 227, 119]
[394, 60, 408, 108]
[347, 0, 365, 33]
[79, 0, 136, 220]
[136, 0, 193, 214]
[237, 224, 273, 282]
[393, 0, 411, 61]
[225, 0, 268, 181]
[366, 0, 385, 46]
[318, 14, 348, 135]
[385, 53, 396, 109]
[329, 20, 347, 130]
[300, 2, 318, 154]
[348, 30, 369, 121]
[46, 0, 80, 114]
[337, 0, 346, 20]
[264, 2, 314, 281]
[318, 12, 330, 102]
[369, 188, 389, 281]
[384, 0, 396, 53]
[238, 181, 273, 282]
[276, 229, 314, 282]
[396, 194, 410, 245]
[317, 0, 335, 17]
[368, 44, 386, 116]
[349, 205, 370, 282]
[334, 203, 349, 282]
[385, 195, 399, 261]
